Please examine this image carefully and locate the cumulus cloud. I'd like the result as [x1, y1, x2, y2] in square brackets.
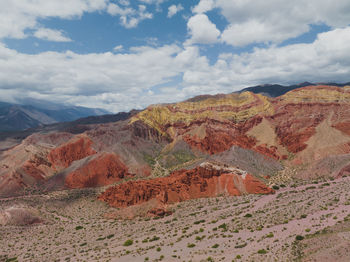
[34, 28, 72, 42]
[1, 27, 350, 112]
[212, 0, 350, 46]
[0, 0, 108, 39]
[107, 3, 153, 28]
[0, 43, 189, 111]
[182, 27, 350, 92]
[186, 14, 220, 44]
[167, 4, 183, 18]
[113, 45, 124, 52]
[192, 0, 214, 14]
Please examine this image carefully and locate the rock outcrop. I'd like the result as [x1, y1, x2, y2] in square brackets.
[65, 153, 132, 188]
[98, 162, 273, 208]
[48, 135, 96, 169]
[0, 207, 43, 226]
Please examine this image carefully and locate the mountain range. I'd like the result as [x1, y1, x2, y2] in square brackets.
[0, 100, 110, 132]
[1, 83, 350, 200]
[2, 83, 350, 261]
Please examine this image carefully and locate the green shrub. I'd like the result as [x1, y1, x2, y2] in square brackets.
[266, 232, 274, 238]
[212, 244, 219, 248]
[218, 223, 227, 231]
[75, 226, 83, 230]
[235, 243, 247, 248]
[187, 243, 196, 248]
[295, 235, 304, 241]
[257, 249, 267, 254]
[149, 236, 160, 242]
[123, 239, 133, 246]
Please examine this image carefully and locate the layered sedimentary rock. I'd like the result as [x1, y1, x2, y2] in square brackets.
[131, 85, 350, 164]
[65, 153, 132, 188]
[48, 135, 96, 169]
[2, 84, 350, 198]
[98, 162, 273, 208]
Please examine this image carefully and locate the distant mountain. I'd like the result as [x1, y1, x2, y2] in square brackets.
[0, 101, 110, 132]
[239, 82, 350, 97]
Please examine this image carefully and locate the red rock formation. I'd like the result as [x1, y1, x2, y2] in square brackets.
[98, 162, 273, 208]
[334, 122, 350, 136]
[65, 153, 133, 188]
[48, 136, 96, 169]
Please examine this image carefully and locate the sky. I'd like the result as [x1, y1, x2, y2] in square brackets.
[0, 0, 350, 112]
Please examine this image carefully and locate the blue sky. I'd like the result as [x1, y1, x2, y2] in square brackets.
[0, 0, 349, 112]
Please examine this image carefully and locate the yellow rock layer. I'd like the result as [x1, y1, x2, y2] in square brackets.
[280, 85, 350, 103]
[130, 92, 274, 137]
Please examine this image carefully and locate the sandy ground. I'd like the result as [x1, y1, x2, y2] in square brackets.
[1, 176, 350, 262]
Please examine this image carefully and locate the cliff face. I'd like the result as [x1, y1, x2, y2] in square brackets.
[48, 135, 96, 169]
[98, 162, 273, 208]
[65, 153, 132, 188]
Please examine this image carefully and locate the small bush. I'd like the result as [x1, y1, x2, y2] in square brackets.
[194, 219, 205, 225]
[257, 249, 267, 254]
[235, 243, 247, 248]
[244, 213, 252, 218]
[218, 223, 227, 231]
[295, 235, 304, 241]
[123, 239, 133, 246]
[149, 236, 160, 242]
[187, 243, 196, 248]
[75, 226, 83, 230]
[212, 244, 219, 248]
[272, 185, 280, 190]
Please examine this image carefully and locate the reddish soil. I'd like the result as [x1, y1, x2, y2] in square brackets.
[65, 153, 133, 189]
[48, 136, 96, 169]
[334, 122, 350, 136]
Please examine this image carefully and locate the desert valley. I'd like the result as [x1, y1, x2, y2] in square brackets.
[1, 84, 350, 261]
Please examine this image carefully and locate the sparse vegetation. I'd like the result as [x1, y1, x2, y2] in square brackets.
[123, 239, 133, 246]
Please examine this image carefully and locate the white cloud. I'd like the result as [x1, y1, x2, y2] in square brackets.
[186, 14, 220, 44]
[113, 45, 123, 51]
[0, 43, 188, 112]
[167, 4, 183, 18]
[192, 0, 214, 14]
[0, 0, 108, 39]
[107, 3, 153, 28]
[34, 28, 72, 42]
[119, 0, 130, 6]
[139, 0, 165, 5]
[1, 27, 350, 112]
[212, 0, 350, 46]
[182, 27, 350, 93]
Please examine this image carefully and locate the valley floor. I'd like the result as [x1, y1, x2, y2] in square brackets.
[1, 176, 350, 262]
